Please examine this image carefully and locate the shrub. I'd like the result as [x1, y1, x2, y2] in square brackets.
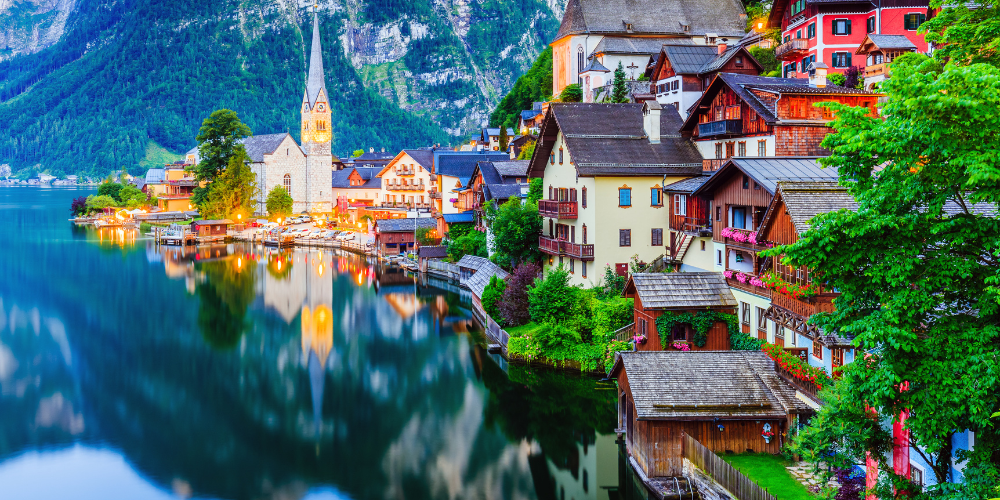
[834, 468, 864, 500]
[98, 182, 124, 203]
[559, 83, 583, 102]
[447, 230, 487, 261]
[482, 275, 506, 321]
[528, 266, 580, 324]
[827, 73, 847, 87]
[70, 196, 88, 216]
[592, 297, 633, 340]
[265, 185, 293, 218]
[844, 65, 861, 89]
[749, 46, 779, 74]
[86, 195, 117, 210]
[499, 262, 539, 327]
[597, 265, 627, 299]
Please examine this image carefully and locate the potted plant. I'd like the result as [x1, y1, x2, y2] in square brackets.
[762, 423, 775, 443]
[632, 334, 647, 345]
[671, 340, 692, 351]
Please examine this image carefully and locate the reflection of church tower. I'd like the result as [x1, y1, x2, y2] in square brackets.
[301, 7, 332, 213]
[302, 303, 333, 437]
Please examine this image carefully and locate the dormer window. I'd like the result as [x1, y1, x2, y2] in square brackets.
[623, 21, 634, 32]
[681, 24, 691, 32]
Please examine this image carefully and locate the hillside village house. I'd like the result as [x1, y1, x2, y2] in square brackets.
[662, 174, 715, 271]
[766, 0, 930, 78]
[645, 42, 763, 119]
[550, 0, 746, 97]
[679, 71, 880, 170]
[146, 164, 199, 212]
[373, 217, 438, 256]
[432, 152, 510, 231]
[331, 166, 381, 212]
[478, 128, 515, 151]
[376, 150, 435, 211]
[527, 101, 703, 286]
[622, 273, 737, 351]
[579, 37, 683, 102]
[855, 34, 918, 91]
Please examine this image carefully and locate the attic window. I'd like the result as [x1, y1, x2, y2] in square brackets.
[624, 22, 634, 32]
[681, 24, 691, 32]
[735, 56, 744, 67]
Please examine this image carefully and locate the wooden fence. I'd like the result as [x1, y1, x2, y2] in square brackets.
[427, 260, 460, 280]
[614, 322, 636, 343]
[682, 433, 778, 500]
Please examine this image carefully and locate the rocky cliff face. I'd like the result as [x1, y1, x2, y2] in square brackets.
[0, 0, 565, 175]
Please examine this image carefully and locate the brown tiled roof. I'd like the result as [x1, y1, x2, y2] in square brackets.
[772, 181, 858, 234]
[624, 272, 736, 309]
[555, 0, 746, 40]
[611, 351, 812, 419]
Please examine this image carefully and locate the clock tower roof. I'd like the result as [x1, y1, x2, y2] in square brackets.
[305, 8, 326, 108]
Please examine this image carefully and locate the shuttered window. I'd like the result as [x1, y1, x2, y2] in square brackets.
[619, 229, 631, 247]
[904, 13, 926, 30]
[619, 187, 632, 207]
[832, 19, 851, 35]
[651, 228, 663, 246]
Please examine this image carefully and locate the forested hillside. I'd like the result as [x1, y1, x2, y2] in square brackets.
[0, 0, 563, 178]
[489, 47, 553, 129]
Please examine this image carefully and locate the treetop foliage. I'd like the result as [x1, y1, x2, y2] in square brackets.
[489, 47, 554, 129]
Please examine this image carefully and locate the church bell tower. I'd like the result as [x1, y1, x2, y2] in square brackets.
[301, 6, 332, 213]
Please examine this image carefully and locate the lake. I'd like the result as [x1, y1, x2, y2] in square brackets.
[0, 187, 624, 500]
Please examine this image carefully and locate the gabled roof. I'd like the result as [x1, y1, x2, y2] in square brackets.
[691, 157, 836, 197]
[240, 133, 298, 163]
[442, 212, 475, 223]
[623, 272, 736, 309]
[554, 0, 747, 40]
[698, 45, 763, 74]
[856, 34, 918, 55]
[331, 167, 381, 189]
[760, 181, 857, 237]
[660, 44, 720, 74]
[466, 260, 510, 298]
[520, 109, 544, 120]
[609, 351, 812, 419]
[481, 128, 515, 139]
[145, 168, 166, 183]
[592, 36, 687, 57]
[376, 149, 437, 177]
[581, 58, 611, 73]
[418, 245, 448, 258]
[193, 219, 233, 225]
[493, 160, 530, 178]
[484, 183, 528, 201]
[663, 174, 711, 193]
[457, 255, 491, 271]
[528, 103, 703, 178]
[375, 217, 437, 232]
[437, 153, 510, 178]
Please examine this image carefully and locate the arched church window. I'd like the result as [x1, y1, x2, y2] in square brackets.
[283, 174, 291, 194]
[577, 46, 585, 74]
[317, 121, 326, 131]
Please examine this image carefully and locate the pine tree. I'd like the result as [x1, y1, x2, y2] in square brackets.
[611, 62, 629, 103]
[499, 126, 509, 152]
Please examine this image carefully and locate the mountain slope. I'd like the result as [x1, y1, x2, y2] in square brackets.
[0, 0, 563, 177]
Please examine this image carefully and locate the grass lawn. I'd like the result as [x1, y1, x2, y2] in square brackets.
[720, 453, 817, 500]
[505, 322, 543, 337]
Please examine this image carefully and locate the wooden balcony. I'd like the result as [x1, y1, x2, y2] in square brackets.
[538, 236, 594, 261]
[771, 291, 836, 318]
[697, 119, 742, 138]
[538, 199, 578, 219]
[672, 216, 712, 236]
[428, 189, 441, 199]
[722, 227, 770, 252]
[724, 272, 771, 298]
[703, 158, 727, 171]
[776, 38, 809, 60]
[864, 63, 891, 78]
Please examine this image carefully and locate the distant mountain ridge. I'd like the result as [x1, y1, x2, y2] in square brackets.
[0, 0, 565, 177]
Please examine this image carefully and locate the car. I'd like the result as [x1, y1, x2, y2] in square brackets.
[340, 233, 356, 242]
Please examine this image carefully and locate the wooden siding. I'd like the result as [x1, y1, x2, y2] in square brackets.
[710, 171, 774, 242]
[631, 297, 735, 351]
[668, 194, 711, 233]
[693, 86, 773, 139]
[618, 369, 787, 478]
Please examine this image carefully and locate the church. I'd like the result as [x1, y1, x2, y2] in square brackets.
[190, 9, 333, 215]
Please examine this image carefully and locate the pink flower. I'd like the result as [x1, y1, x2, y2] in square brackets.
[736, 272, 748, 283]
[723, 270, 733, 279]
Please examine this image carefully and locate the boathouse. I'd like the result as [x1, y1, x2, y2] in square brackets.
[622, 272, 737, 351]
[610, 350, 813, 478]
[191, 219, 233, 237]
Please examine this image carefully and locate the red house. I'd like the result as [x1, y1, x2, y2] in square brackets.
[622, 272, 737, 352]
[767, 0, 930, 78]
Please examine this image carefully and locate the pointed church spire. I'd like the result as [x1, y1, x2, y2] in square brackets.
[306, 5, 326, 108]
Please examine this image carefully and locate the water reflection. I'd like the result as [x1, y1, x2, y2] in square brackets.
[0, 187, 620, 500]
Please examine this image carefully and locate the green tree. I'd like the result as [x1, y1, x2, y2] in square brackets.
[921, 0, 1000, 66]
[486, 197, 542, 268]
[516, 140, 536, 161]
[482, 275, 507, 321]
[447, 230, 487, 262]
[86, 195, 117, 211]
[192, 110, 252, 207]
[610, 62, 629, 103]
[352, 149, 365, 157]
[199, 148, 259, 220]
[782, 52, 1000, 497]
[528, 265, 581, 325]
[490, 47, 554, 129]
[98, 182, 125, 203]
[265, 185, 293, 218]
[415, 226, 436, 246]
[559, 83, 583, 103]
[499, 126, 510, 152]
[748, 45, 779, 74]
[527, 178, 543, 204]
[118, 184, 149, 208]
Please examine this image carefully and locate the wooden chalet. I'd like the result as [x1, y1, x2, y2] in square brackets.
[373, 217, 437, 256]
[856, 34, 919, 91]
[645, 42, 763, 119]
[468, 160, 529, 231]
[611, 351, 814, 478]
[662, 174, 713, 267]
[622, 273, 736, 351]
[191, 219, 232, 237]
[679, 73, 881, 171]
[757, 181, 858, 370]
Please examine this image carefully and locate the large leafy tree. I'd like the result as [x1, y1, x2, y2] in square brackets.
[192, 109, 252, 207]
[265, 186, 293, 219]
[784, 48, 1000, 497]
[921, 0, 1000, 67]
[485, 197, 542, 268]
[199, 148, 259, 220]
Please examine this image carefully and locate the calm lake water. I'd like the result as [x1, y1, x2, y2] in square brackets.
[0, 187, 622, 500]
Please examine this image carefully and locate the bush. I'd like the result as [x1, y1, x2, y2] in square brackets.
[447, 230, 487, 261]
[98, 182, 124, 203]
[827, 73, 847, 87]
[749, 46, 779, 74]
[266, 185, 293, 218]
[482, 275, 506, 321]
[597, 265, 627, 299]
[559, 83, 583, 102]
[528, 266, 580, 324]
[592, 297, 634, 340]
[86, 195, 117, 210]
[499, 262, 539, 327]
[70, 196, 88, 216]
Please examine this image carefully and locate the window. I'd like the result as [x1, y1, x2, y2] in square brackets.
[742, 175, 750, 189]
[904, 13, 926, 31]
[832, 19, 851, 35]
[716, 206, 722, 221]
[800, 54, 815, 73]
[867, 16, 876, 33]
[737, 141, 746, 156]
[652, 228, 663, 246]
[577, 46, 585, 74]
[775, 325, 785, 346]
[726, 142, 735, 158]
[674, 194, 687, 216]
[559, 148, 564, 164]
[807, 22, 816, 38]
[796, 29, 802, 39]
[715, 143, 723, 159]
[619, 187, 632, 207]
[583, 224, 587, 244]
[283, 174, 291, 194]
[735, 56, 744, 67]
[682, 24, 690, 32]
[619, 229, 631, 246]
[813, 341, 824, 360]
[789, 97, 808, 118]
[717, 249, 722, 265]
[733, 207, 747, 229]
[756, 306, 767, 332]
[582, 261, 587, 278]
[832, 52, 851, 68]
[671, 80, 680, 91]
[911, 466, 924, 489]
[582, 186, 587, 208]
[758, 140, 766, 156]
[570, 259, 575, 273]
[550, 152, 555, 164]
[651, 187, 663, 206]
[741, 302, 751, 325]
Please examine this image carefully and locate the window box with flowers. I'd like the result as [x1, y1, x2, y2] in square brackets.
[671, 340, 692, 351]
[761, 272, 819, 299]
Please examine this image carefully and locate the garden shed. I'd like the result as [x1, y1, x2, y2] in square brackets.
[621, 272, 737, 351]
[610, 350, 813, 478]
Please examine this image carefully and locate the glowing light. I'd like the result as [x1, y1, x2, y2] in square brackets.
[237, 213, 242, 220]
[237, 257, 242, 269]
[757, 22, 763, 29]
[318, 264, 324, 276]
[277, 260, 282, 270]
[357, 273, 363, 285]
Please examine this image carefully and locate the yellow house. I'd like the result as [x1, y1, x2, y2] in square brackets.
[377, 150, 436, 211]
[146, 165, 199, 212]
[527, 101, 703, 287]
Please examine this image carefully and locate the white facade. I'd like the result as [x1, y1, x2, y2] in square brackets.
[653, 76, 704, 120]
[693, 134, 777, 160]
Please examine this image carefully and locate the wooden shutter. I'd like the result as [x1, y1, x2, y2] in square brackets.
[570, 188, 577, 201]
[846, 19, 852, 34]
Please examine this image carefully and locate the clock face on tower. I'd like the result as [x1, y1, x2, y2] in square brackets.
[317, 103, 326, 112]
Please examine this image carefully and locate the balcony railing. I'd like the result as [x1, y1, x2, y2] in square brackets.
[538, 236, 594, 261]
[722, 227, 770, 251]
[771, 290, 836, 318]
[724, 271, 771, 298]
[394, 168, 415, 176]
[673, 216, 712, 235]
[386, 183, 425, 191]
[864, 62, 892, 78]
[697, 119, 742, 138]
[703, 158, 728, 171]
[538, 199, 578, 219]
[776, 38, 809, 60]
[428, 189, 441, 199]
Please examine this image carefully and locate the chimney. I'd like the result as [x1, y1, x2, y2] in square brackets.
[643, 100, 662, 144]
[369, 147, 374, 153]
[717, 39, 728, 55]
[807, 61, 829, 88]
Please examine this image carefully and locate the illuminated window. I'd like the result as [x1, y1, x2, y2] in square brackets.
[283, 174, 291, 194]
